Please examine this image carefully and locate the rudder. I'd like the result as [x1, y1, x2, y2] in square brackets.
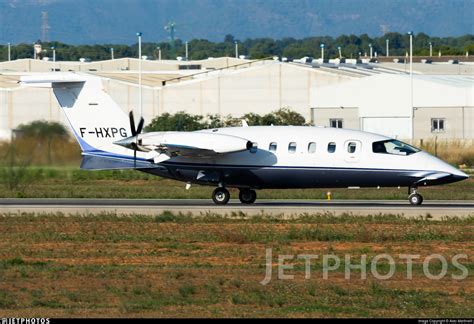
[21, 74, 132, 155]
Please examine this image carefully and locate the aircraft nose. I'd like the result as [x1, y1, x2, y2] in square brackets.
[441, 165, 469, 184]
[418, 151, 470, 184]
[452, 170, 469, 181]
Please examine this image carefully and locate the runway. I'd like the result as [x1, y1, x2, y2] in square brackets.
[1, 199, 473, 219]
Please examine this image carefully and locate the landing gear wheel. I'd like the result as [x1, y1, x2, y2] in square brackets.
[239, 189, 257, 204]
[212, 187, 230, 205]
[409, 193, 423, 206]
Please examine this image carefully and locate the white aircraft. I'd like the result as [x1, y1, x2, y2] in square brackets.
[21, 74, 469, 205]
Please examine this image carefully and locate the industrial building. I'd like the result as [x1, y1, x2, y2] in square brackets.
[0, 56, 473, 141]
[311, 74, 474, 139]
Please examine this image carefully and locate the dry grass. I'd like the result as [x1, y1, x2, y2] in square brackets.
[0, 138, 81, 166]
[1, 138, 473, 168]
[0, 138, 473, 200]
[415, 139, 474, 167]
[0, 171, 472, 199]
[0, 213, 472, 318]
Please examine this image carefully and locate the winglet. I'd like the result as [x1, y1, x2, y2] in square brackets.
[241, 120, 249, 127]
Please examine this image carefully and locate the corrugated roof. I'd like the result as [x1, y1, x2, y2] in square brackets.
[412, 74, 474, 88]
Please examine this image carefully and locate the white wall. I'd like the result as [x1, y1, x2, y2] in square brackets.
[160, 63, 353, 121]
[311, 74, 474, 139]
[0, 62, 354, 140]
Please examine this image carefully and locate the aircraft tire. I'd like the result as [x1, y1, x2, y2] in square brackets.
[408, 193, 423, 206]
[212, 187, 230, 205]
[239, 189, 257, 204]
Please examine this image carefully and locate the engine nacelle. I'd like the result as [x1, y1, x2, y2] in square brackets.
[139, 131, 251, 154]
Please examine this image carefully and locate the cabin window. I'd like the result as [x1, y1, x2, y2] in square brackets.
[250, 142, 258, 153]
[327, 142, 336, 153]
[269, 142, 277, 152]
[347, 142, 357, 154]
[308, 142, 316, 153]
[431, 118, 445, 133]
[372, 139, 420, 156]
[288, 142, 297, 153]
[330, 119, 343, 128]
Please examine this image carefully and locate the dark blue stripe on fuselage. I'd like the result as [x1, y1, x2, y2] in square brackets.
[83, 153, 455, 189]
[141, 162, 444, 189]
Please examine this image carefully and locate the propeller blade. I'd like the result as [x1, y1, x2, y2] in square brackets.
[129, 111, 137, 136]
[136, 117, 145, 135]
[134, 147, 137, 169]
[128, 110, 145, 169]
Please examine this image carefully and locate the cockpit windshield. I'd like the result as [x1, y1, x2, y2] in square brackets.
[372, 139, 420, 156]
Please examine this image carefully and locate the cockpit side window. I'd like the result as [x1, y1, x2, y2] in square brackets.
[372, 140, 420, 156]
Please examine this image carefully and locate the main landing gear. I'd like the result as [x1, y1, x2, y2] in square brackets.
[212, 187, 231, 205]
[211, 187, 257, 205]
[239, 189, 257, 204]
[408, 187, 423, 206]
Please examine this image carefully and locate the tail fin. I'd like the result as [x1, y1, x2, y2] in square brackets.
[21, 73, 154, 169]
[21, 74, 130, 153]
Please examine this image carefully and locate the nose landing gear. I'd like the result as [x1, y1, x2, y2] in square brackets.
[408, 187, 423, 206]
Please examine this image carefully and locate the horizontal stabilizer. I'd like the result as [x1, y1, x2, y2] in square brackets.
[81, 154, 158, 170]
[20, 75, 87, 89]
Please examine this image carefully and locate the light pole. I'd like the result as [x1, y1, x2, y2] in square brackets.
[369, 43, 373, 58]
[51, 46, 56, 62]
[429, 42, 432, 57]
[7, 42, 11, 61]
[408, 31, 414, 140]
[50, 46, 56, 72]
[136, 32, 143, 118]
[185, 41, 189, 61]
[110, 48, 114, 60]
[386, 39, 389, 57]
[337, 46, 342, 59]
[234, 41, 238, 59]
[320, 43, 325, 61]
[157, 47, 161, 60]
[33, 42, 36, 60]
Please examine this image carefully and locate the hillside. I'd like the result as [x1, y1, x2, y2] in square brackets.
[0, 0, 473, 44]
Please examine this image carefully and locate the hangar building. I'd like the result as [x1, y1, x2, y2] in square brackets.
[0, 57, 354, 140]
[311, 74, 474, 140]
[1, 56, 473, 141]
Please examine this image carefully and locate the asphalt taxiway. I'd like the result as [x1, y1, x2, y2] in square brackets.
[0, 199, 473, 219]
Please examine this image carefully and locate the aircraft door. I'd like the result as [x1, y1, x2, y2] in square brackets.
[344, 140, 362, 163]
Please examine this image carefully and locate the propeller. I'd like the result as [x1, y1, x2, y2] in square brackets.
[129, 110, 145, 168]
[129, 110, 145, 137]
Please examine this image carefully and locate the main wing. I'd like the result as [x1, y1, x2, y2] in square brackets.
[115, 131, 252, 163]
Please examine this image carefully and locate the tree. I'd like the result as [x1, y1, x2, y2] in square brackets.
[0, 141, 37, 196]
[242, 108, 306, 126]
[17, 120, 69, 164]
[145, 112, 205, 131]
[1, 33, 472, 62]
[143, 108, 306, 131]
[224, 34, 235, 44]
[273, 108, 306, 125]
[206, 114, 241, 128]
[241, 113, 263, 126]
